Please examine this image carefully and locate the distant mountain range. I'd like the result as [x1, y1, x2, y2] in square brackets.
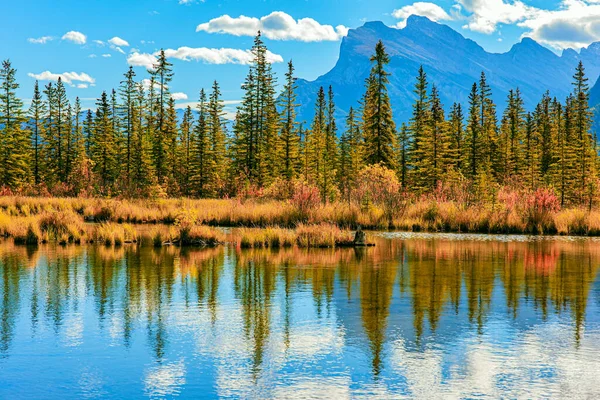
[295, 15, 600, 127]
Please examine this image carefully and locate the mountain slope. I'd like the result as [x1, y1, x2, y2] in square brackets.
[295, 16, 600, 126]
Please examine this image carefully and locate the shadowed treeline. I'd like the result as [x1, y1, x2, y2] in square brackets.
[0, 236, 598, 377]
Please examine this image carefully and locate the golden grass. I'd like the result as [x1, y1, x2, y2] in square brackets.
[4, 195, 600, 238]
[235, 223, 354, 248]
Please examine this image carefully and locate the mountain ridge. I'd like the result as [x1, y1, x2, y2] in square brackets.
[294, 15, 600, 127]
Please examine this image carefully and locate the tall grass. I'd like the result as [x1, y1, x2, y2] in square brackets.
[4, 194, 600, 238]
[236, 223, 354, 249]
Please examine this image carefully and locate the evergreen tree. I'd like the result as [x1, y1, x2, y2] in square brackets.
[28, 80, 46, 185]
[448, 103, 464, 174]
[279, 60, 300, 182]
[409, 66, 431, 190]
[499, 89, 525, 180]
[572, 61, 595, 204]
[234, 32, 279, 187]
[0, 60, 29, 188]
[150, 50, 174, 182]
[208, 80, 227, 195]
[363, 40, 396, 169]
[92, 91, 118, 189]
[119, 66, 137, 184]
[179, 106, 194, 195]
[164, 96, 179, 194]
[396, 123, 410, 188]
[308, 87, 327, 196]
[190, 89, 212, 197]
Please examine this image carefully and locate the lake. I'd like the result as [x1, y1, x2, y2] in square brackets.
[1, 232, 600, 398]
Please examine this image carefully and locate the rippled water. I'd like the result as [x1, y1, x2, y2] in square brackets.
[1, 233, 600, 398]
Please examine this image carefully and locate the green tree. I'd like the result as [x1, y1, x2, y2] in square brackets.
[150, 50, 174, 182]
[363, 40, 396, 168]
[28, 80, 46, 185]
[0, 60, 29, 188]
[279, 60, 300, 182]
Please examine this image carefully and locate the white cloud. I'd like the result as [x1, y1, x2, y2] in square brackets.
[518, 0, 600, 50]
[140, 78, 167, 91]
[196, 11, 348, 42]
[76, 84, 89, 89]
[392, 2, 454, 28]
[112, 46, 126, 54]
[458, 0, 536, 34]
[28, 36, 54, 44]
[93, 40, 105, 46]
[102, 54, 112, 58]
[88, 54, 97, 58]
[171, 92, 188, 100]
[108, 36, 129, 47]
[396, 0, 600, 49]
[163, 46, 284, 64]
[27, 71, 95, 87]
[62, 31, 87, 44]
[127, 52, 158, 69]
[128, 47, 283, 69]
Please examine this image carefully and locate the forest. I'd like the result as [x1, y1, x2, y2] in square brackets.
[1, 32, 599, 234]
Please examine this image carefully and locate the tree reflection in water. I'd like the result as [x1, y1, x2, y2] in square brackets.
[0, 234, 599, 394]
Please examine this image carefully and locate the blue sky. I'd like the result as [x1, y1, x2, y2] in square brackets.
[1, 0, 598, 114]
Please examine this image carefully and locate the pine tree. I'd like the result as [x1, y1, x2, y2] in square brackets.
[83, 109, 94, 159]
[179, 106, 194, 195]
[119, 66, 137, 184]
[47, 78, 70, 183]
[0, 60, 29, 188]
[308, 87, 327, 196]
[523, 112, 540, 190]
[190, 89, 212, 197]
[92, 91, 118, 189]
[363, 40, 396, 169]
[499, 89, 525, 180]
[164, 96, 179, 194]
[466, 83, 480, 180]
[396, 123, 410, 188]
[572, 61, 595, 204]
[339, 107, 364, 199]
[150, 50, 174, 182]
[428, 85, 448, 188]
[409, 66, 431, 190]
[535, 91, 553, 180]
[132, 82, 154, 191]
[279, 60, 300, 182]
[322, 85, 338, 201]
[28, 80, 46, 185]
[208, 80, 227, 195]
[233, 32, 279, 187]
[448, 103, 464, 174]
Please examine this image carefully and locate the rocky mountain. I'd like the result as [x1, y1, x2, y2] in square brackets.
[295, 15, 600, 127]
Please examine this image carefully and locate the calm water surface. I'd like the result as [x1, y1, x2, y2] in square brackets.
[1, 232, 600, 398]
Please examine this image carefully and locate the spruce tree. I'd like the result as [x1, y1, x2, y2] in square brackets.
[208, 80, 227, 195]
[279, 60, 300, 182]
[119, 66, 137, 184]
[409, 66, 431, 190]
[179, 106, 194, 196]
[28, 80, 46, 185]
[0, 60, 29, 189]
[363, 40, 396, 169]
[150, 50, 174, 182]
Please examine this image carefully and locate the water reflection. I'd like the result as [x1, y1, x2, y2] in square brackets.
[0, 235, 599, 398]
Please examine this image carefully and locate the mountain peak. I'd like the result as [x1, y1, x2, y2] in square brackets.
[509, 37, 556, 59]
[406, 14, 435, 26]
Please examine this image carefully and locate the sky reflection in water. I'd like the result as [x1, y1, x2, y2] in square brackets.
[0, 233, 600, 398]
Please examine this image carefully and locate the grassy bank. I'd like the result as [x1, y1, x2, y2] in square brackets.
[0, 206, 359, 248]
[1, 195, 600, 237]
